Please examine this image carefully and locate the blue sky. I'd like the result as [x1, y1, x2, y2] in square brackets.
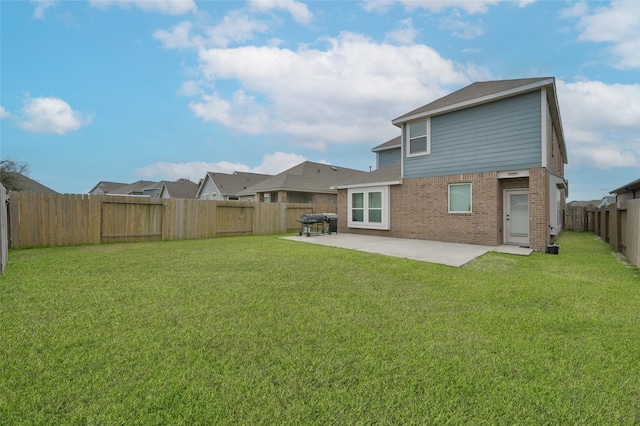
[1, 0, 638, 200]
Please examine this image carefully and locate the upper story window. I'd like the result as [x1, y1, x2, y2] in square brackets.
[407, 118, 430, 157]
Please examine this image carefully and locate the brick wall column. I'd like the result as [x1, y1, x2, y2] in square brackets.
[529, 168, 549, 251]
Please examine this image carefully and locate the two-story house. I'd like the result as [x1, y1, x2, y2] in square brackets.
[333, 77, 568, 251]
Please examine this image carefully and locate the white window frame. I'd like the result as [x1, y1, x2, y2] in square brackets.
[347, 186, 390, 230]
[448, 183, 472, 213]
[407, 118, 431, 157]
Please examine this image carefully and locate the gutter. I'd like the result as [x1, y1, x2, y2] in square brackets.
[331, 179, 403, 190]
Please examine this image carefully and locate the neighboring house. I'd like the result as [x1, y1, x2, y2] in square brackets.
[159, 179, 199, 199]
[196, 171, 272, 201]
[2, 172, 58, 194]
[88, 180, 159, 196]
[239, 161, 369, 205]
[88, 181, 127, 195]
[598, 195, 617, 209]
[142, 181, 164, 198]
[109, 180, 158, 196]
[333, 77, 568, 251]
[611, 178, 640, 204]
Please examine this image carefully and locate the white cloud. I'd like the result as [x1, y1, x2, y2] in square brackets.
[136, 161, 245, 180]
[88, 0, 196, 15]
[188, 32, 469, 148]
[568, 1, 640, 69]
[16, 96, 92, 135]
[31, 0, 56, 19]
[361, 0, 396, 14]
[439, 11, 484, 39]
[558, 79, 640, 169]
[385, 18, 419, 45]
[205, 10, 270, 48]
[178, 80, 203, 97]
[368, 0, 503, 15]
[560, 2, 588, 18]
[136, 151, 309, 180]
[254, 152, 310, 174]
[189, 91, 271, 136]
[0, 106, 11, 119]
[365, 0, 510, 39]
[154, 21, 200, 49]
[154, 12, 269, 49]
[248, 0, 313, 25]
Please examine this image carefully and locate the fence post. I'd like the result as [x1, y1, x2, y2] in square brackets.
[0, 184, 7, 274]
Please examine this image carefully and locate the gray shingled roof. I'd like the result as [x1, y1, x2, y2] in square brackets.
[160, 179, 199, 199]
[4, 172, 58, 194]
[371, 136, 401, 152]
[332, 163, 402, 189]
[207, 171, 272, 197]
[109, 180, 158, 195]
[240, 161, 369, 195]
[393, 77, 553, 123]
[88, 181, 127, 194]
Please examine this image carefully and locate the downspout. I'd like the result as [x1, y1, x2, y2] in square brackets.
[400, 123, 405, 180]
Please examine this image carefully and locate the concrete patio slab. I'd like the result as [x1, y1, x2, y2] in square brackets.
[281, 233, 533, 267]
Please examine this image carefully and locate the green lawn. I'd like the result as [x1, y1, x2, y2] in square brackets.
[1, 232, 639, 424]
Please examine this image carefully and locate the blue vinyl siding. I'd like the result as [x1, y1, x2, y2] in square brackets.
[377, 147, 401, 169]
[404, 91, 542, 178]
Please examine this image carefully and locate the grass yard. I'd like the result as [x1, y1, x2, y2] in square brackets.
[1, 232, 639, 424]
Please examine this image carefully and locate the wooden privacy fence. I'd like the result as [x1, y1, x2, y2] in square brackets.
[565, 203, 596, 232]
[0, 184, 8, 274]
[593, 199, 640, 268]
[8, 193, 336, 249]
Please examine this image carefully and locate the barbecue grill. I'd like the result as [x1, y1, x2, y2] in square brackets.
[297, 213, 338, 237]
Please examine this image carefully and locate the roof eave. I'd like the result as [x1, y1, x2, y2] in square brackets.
[610, 178, 640, 194]
[254, 187, 338, 194]
[371, 144, 401, 152]
[332, 179, 403, 190]
[391, 77, 556, 126]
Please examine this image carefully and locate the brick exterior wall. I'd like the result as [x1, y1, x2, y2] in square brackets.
[528, 168, 549, 251]
[337, 167, 554, 251]
[314, 193, 337, 205]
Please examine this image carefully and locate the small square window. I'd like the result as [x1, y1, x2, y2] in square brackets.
[449, 183, 472, 213]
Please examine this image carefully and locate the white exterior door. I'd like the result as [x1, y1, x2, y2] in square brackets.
[504, 190, 529, 246]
